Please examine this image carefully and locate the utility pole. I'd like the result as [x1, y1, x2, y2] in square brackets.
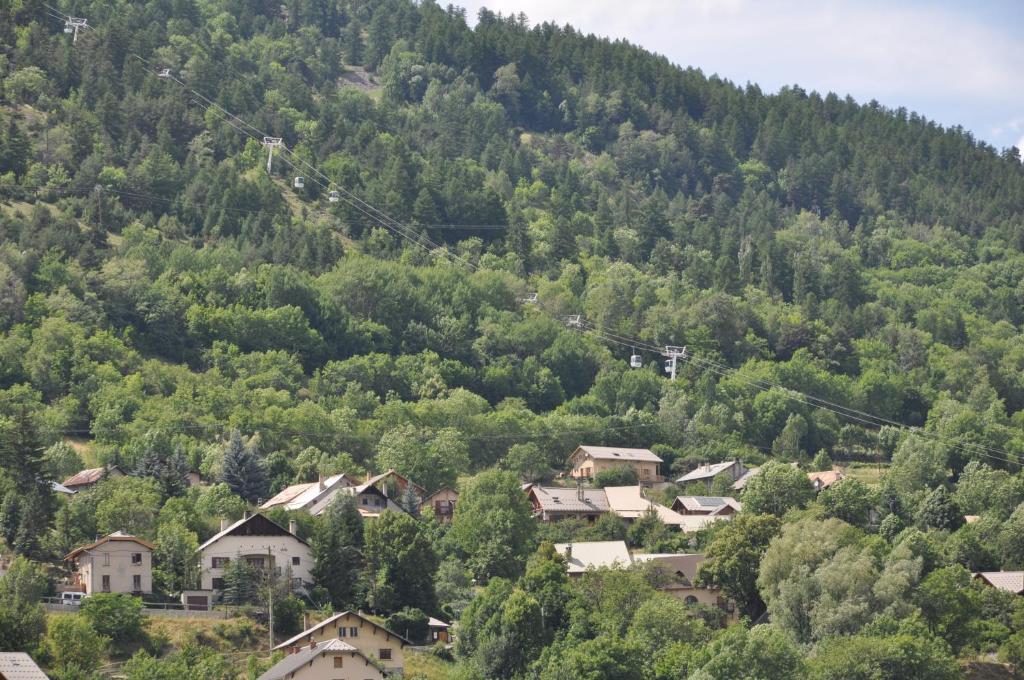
[662, 346, 687, 381]
[267, 546, 274, 651]
[262, 137, 283, 175]
[64, 17, 88, 44]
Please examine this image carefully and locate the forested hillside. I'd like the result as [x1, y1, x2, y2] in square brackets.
[2, 0, 1024, 677]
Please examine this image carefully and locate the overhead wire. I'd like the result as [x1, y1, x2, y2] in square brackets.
[145, 59, 1022, 469]
[46, 34, 1016, 471]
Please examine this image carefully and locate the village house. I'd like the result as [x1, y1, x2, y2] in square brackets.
[731, 466, 760, 490]
[554, 541, 633, 575]
[273, 610, 412, 676]
[261, 470, 422, 519]
[196, 513, 313, 595]
[0, 652, 49, 680]
[552, 541, 738, 620]
[671, 495, 742, 516]
[423, 487, 459, 522]
[568, 445, 663, 483]
[64, 531, 153, 595]
[260, 473, 359, 513]
[676, 460, 748, 490]
[528, 485, 609, 522]
[321, 480, 407, 518]
[604, 485, 723, 532]
[366, 469, 426, 505]
[807, 470, 844, 492]
[257, 639, 385, 680]
[428, 617, 451, 644]
[61, 465, 125, 492]
[974, 571, 1024, 594]
[632, 553, 739, 621]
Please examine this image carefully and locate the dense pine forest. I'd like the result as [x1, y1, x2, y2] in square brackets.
[2, 0, 1024, 678]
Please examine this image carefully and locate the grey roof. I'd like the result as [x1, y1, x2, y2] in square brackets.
[0, 653, 49, 679]
[50, 481, 76, 495]
[196, 513, 307, 552]
[257, 639, 362, 680]
[574, 445, 662, 463]
[675, 496, 742, 512]
[274, 610, 412, 651]
[530, 486, 609, 513]
[975, 571, 1024, 594]
[677, 461, 740, 483]
[554, 541, 632, 574]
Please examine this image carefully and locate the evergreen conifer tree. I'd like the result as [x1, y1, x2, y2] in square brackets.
[220, 431, 268, 504]
[311, 495, 365, 609]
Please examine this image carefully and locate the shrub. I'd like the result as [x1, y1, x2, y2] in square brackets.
[80, 593, 145, 643]
[386, 607, 429, 643]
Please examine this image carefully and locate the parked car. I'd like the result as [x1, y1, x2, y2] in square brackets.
[60, 591, 85, 606]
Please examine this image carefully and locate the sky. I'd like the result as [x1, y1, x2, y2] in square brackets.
[457, 0, 1024, 152]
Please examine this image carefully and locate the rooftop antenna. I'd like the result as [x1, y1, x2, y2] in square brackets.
[662, 346, 687, 381]
[64, 17, 88, 44]
[262, 137, 283, 175]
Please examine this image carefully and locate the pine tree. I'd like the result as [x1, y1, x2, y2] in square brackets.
[311, 495, 365, 609]
[222, 557, 259, 605]
[0, 405, 54, 558]
[220, 431, 268, 504]
[134, 433, 189, 498]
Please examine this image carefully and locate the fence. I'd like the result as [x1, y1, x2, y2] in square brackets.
[42, 596, 236, 620]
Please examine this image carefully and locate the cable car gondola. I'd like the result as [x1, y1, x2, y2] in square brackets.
[293, 176, 304, 189]
[328, 190, 340, 203]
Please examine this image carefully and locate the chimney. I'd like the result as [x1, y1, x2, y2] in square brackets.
[309, 640, 317, 650]
[220, 518, 229, 532]
[318, 473, 325, 491]
[242, 510, 252, 520]
[576, 479, 584, 501]
[565, 542, 572, 562]
[289, 520, 299, 536]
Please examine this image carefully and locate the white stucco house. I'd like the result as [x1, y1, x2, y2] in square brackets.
[196, 512, 313, 594]
[65, 531, 154, 595]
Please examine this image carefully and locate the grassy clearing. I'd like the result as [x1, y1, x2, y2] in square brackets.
[406, 650, 456, 680]
[840, 461, 888, 487]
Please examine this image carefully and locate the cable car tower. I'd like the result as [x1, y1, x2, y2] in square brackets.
[662, 346, 687, 381]
[262, 137, 283, 175]
[64, 16, 88, 44]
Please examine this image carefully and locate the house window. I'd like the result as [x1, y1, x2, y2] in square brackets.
[338, 626, 346, 638]
[292, 556, 300, 566]
[212, 557, 230, 569]
[133, 575, 141, 591]
[101, 575, 110, 592]
[349, 627, 358, 638]
[362, 498, 368, 505]
[212, 578, 225, 590]
[103, 553, 110, 566]
[379, 648, 392, 661]
[334, 656, 344, 668]
[132, 553, 142, 565]
[245, 557, 265, 569]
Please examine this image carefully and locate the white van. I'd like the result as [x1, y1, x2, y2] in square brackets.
[60, 591, 85, 606]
